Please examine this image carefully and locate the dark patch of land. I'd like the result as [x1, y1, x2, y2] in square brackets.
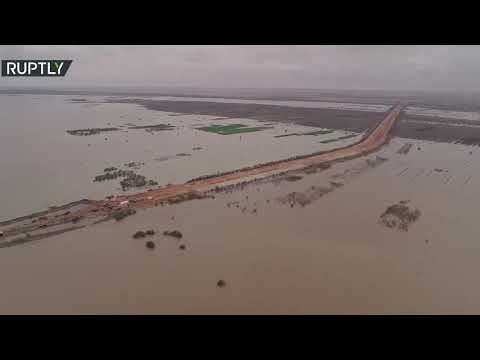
[124, 161, 144, 168]
[320, 134, 358, 144]
[127, 124, 175, 132]
[393, 114, 480, 145]
[133, 229, 155, 239]
[275, 129, 334, 138]
[272, 174, 304, 185]
[67, 128, 119, 136]
[397, 143, 413, 155]
[154, 156, 174, 162]
[197, 124, 273, 135]
[67, 124, 174, 137]
[284, 175, 303, 182]
[69, 98, 91, 103]
[455, 138, 480, 146]
[105, 99, 385, 133]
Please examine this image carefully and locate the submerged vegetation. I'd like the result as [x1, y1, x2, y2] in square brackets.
[93, 166, 158, 191]
[163, 230, 183, 239]
[120, 173, 148, 191]
[275, 129, 334, 138]
[67, 127, 119, 136]
[320, 134, 358, 144]
[379, 200, 421, 231]
[133, 229, 155, 239]
[67, 123, 174, 136]
[127, 124, 175, 133]
[197, 124, 273, 135]
[112, 208, 136, 221]
[94, 170, 135, 182]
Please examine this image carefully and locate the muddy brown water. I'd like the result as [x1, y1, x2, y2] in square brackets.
[3, 94, 480, 313]
[1, 137, 480, 314]
[0, 95, 362, 221]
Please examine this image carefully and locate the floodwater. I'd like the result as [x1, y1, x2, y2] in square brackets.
[0, 95, 362, 221]
[2, 94, 480, 314]
[1, 134, 480, 313]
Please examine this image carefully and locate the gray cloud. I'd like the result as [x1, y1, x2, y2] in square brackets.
[0, 45, 479, 91]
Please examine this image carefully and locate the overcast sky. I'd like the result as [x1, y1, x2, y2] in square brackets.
[1, 45, 479, 91]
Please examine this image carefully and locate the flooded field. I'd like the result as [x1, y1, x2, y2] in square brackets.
[394, 113, 480, 144]
[3, 92, 480, 314]
[1, 136, 480, 313]
[0, 95, 364, 220]
[404, 106, 480, 121]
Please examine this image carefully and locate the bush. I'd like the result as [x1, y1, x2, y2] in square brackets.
[145, 241, 155, 250]
[133, 231, 146, 239]
[112, 208, 136, 221]
[163, 230, 183, 239]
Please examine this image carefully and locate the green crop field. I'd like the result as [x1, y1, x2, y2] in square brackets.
[320, 134, 358, 144]
[197, 124, 273, 135]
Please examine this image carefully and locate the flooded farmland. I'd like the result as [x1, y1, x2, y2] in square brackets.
[0, 95, 364, 220]
[2, 92, 480, 314]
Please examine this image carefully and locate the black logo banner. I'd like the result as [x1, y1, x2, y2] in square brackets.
[1, 60, 73, 77]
